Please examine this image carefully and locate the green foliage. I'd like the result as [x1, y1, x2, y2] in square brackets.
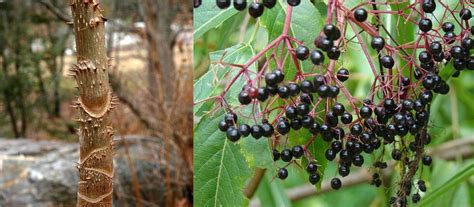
[194, 0, 474, 206]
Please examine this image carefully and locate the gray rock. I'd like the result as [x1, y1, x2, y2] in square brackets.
[0, 136, 190, 206]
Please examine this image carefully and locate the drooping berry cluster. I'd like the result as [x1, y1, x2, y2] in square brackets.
[203, 0, 473, 206]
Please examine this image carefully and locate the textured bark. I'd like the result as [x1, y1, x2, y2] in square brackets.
[70, 0, 115, 206]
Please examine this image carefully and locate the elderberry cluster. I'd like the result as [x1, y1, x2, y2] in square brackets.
[210, 0, 472, 204]
[194, 0, 302, 18]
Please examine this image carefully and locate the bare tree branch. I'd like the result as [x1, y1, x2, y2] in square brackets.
[37, 0, 72, 23]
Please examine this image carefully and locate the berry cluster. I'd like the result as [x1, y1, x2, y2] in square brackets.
[203, 0, 473, 205]
[194, 0, 301, 18]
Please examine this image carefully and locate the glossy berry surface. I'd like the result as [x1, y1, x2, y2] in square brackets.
[354, 8, 368, 22]
[248, 2, 264, 18]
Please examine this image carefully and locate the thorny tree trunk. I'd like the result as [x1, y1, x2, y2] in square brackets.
[70, 0, 116, 206]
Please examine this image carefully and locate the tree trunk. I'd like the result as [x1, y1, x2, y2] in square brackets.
[70, 1, 115, 206]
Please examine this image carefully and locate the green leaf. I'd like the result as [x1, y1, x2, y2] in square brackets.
[193, 3, 239, 40]
[255, 172, 292, 207]
[260, 0, 323, 73]
[193, 44, 251, 116]
[194, 111, 251, 207]
[194, 43, 276, 205]
[417, 163, 474, 207]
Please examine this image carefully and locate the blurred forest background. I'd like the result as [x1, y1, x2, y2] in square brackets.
[0, 0, 193, 206]
[194, 0, 473, 206]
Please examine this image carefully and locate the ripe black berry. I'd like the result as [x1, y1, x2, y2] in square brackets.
[317, 85, 330, 97]
[272, 149, 280, 161]
[281, 149, 293, 162]
[419, 18, 432, 32]
[420, 90, 433, 104]
[341, 112, 353, 124]
[327, 46, 341, 60]
[323, 24, 341, 40]
[325, 148, 336, 161]
[216, 0, 231, 9]
[331, 140, 343, 152]
[422, 155, 432, 166]
[239, 124, 251, 137]
[332, 103, 345, 116]
[219, 120, 229, 132]
[412, 193, 421, 203]
[337, 68, 350, 82]
[316, 36, 334, 51]
[285, 106, 297, 119]
[418, 180, 427, 192]
[278, 168, 288, 180]
[276, 119, 290, 135]
[328, 86, 340, 98]
[392, 149, 402, 160]
[274, 69, 284, 82]
[287, 0, 301, 7]
[450, 46, 463, 59]
[462, 38, 473, 50]
[371, 36, 385, 50]
[351, 123, 363, 135]
[381, 55, 395, 68]
[263, 0, 276, 8]
[301, 115, 315, 128]
[300, 80, 314, 93]
[308, 173, 320, 185]
[360, 106, 373, 119]
[460, 8, 472, 20]
[248, 2, 264, 18]
[265, 73, 278, 86]
[224, 112, 238, 125]
[278, 85, 290, 98]
[429, 41, 442, 54]
[251, 125, 263, 139]
[354, 8, 368, 22]
[261, 122, 274, 137]
[442, 22, 455, 32]
[330, 177, 342, 190]
[422, 0, 436, 13]
[239, 91, 252, 104]
[296, 103, 310, 116]
[338, 165, 350, 177]
[306, 161, 318, 174]
[256, 87, 269, 101]
[288, 83, 300, 97]
[310, 50, 325, 65]
[418, 51, 432, 63]
[352, 154, 364, 166]
[290, 118, 302, 130]
[292, 145, 304, 158]
[233, 0, 247, 10]
[226, 127, 241, 142]
[300, 93, 314, 104]
[295, 45, 310, 60]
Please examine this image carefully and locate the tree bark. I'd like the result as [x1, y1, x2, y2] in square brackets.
[70, 1, 115, 206]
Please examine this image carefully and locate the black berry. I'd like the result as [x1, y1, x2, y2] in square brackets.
[248, 2, 264, 18]
[330, 177, 342, 190]
[278, 168, 289, 180]
[354, 8, 368, 22]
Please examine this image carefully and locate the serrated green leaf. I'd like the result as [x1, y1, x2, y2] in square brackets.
[194, 2, 239, 40]
[194, 111, 251, 207]
[194, 44, 251, 116]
